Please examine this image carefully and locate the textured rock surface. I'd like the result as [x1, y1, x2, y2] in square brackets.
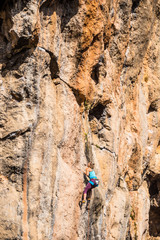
[0, 0, 160, 239]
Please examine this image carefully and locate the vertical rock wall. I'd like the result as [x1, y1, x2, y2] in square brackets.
[0, 0, 160, 239]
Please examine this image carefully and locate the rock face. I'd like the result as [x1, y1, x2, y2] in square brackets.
[0, 0, 160, 239]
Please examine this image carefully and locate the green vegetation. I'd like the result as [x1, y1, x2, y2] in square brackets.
[84, 100, 91, 111]
[95, 144, 101, 149]
[84, 132, 88, 142]
[130, 209, 135, 220]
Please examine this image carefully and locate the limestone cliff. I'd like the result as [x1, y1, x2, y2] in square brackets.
[0, 0, 160, 239]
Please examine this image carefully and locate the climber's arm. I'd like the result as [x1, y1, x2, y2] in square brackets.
[86, 167, 90, 176]
[83, 167, 90, 178]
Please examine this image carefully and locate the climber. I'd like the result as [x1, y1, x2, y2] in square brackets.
[82, 162, 99, 206]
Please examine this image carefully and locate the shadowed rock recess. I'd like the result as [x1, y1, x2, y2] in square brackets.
[0, 0, 160, 239]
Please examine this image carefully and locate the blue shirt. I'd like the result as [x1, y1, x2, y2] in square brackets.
[89, 170, 97, 180]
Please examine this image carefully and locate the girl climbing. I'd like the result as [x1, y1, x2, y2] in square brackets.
[82, 162, 99, 206]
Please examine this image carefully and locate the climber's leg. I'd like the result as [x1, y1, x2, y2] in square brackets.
[83, 182, 92, 201]
[86, 189, 92, 210]
[87, 189, 92, 200]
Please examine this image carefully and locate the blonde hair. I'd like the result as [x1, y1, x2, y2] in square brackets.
[88, 162, 94, 169]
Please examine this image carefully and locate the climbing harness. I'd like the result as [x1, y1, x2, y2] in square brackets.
[89, 178, 99, 187]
